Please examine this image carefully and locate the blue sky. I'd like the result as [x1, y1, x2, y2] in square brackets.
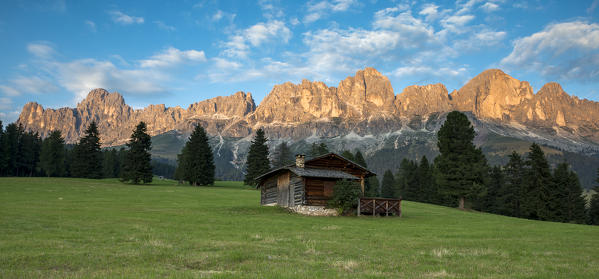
[1, 0, 598, 122]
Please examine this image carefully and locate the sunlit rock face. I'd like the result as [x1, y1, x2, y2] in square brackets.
[17, 67, 599, 146]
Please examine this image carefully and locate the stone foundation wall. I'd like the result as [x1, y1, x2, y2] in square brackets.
[289, 205, 338, 216]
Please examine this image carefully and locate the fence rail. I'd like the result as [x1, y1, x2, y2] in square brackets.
[357, 197, 402, 217]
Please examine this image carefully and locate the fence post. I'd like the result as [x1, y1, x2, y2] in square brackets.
[372, 199, 375, 216]
[357, 198, 360, 216]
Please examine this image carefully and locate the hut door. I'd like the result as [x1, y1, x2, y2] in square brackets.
[277, 172, 290, 207]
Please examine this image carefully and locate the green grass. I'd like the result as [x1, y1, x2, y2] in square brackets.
[1, 178, 598, 278]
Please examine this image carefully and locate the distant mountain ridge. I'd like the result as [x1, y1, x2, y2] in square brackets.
[17, 67, 599, 148]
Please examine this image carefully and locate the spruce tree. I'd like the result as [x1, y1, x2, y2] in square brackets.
[485, 166, 505, 214]
[176, 125, 215, 186]
[501, 152, 525, 217]
[523, 143, 553, 220]
[17, 131, 41, 176]
[416, 156, 435, 203]
[71, 122, 103, 178]
[341, 150, 355, 162]
[366, 176, 380, 197]
[354, 150, 367, 167]
[589, 172, 599, 225]
[244, 128, 270, 186]
[434, 111, 488, 209]
[0, 121, 5, 174]
[121, 122, 153, 184]
[2, 123, 22, 176]
[565, 169, 586, 223]
[272, 141, 293, 168]
[397, 158, 418, 200]
[381, 169, 396, 198]
[102, 149, 119, 178]
[39, 130, 66, 177]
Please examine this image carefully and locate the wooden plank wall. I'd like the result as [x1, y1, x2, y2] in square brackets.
[290, 173, 304, 206]
[305, 178, 337, 206]
[261, 176, 278, 205]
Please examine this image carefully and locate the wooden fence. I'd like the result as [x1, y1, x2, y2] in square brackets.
[357, 197, 401, 217]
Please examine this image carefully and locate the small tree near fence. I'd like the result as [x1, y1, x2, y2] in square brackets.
[328, 180, 362, 215]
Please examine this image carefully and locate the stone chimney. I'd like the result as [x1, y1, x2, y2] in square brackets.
[295, 154, 305, 168]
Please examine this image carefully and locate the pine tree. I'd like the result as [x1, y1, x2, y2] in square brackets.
[484, 166, 505, 214]
[341, 150, 355, 162]
[244, 128, 269, 186]
[366, 176, 380, 197]
[397, 158, 418, 200]
[71, 122, 103, 178]
[501, 151, 525, 217]
[17, 130, 41, 177]
[121, 122, 153, 184]
[39, 130, 66, 177]
[381, 169, 396, 198]
[2, 123, 22, 176]
[309, 142, 329, 157]
[176, 125, 215, 186]
[272, 141, 293, 168]
[523, 143, 553, 220]
[102, 149, 119, 178]
[354, 150, 367, 167]
[565, 169, 586, 223]
[434, 111, 488, 209]
[0, 121, 5, 175]
[416, 156, 435, 203]
[552, 162, 572, 222]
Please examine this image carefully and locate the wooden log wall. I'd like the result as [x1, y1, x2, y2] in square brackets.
[261, 176, 278, 205]
[290, 174, 304, 206]
[305, 178, 336, 206]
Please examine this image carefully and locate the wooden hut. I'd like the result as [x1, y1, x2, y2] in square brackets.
[256, 153, 375, 207]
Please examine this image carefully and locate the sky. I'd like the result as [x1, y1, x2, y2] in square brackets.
[1, 0, 599, 123]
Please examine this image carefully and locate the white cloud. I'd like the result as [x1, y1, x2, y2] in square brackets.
[154, 21, 176, 31]
[245, 20, 291, 46]
[0, 97, 12, 110]
[0, 85, 20, 96]
[27, 42, 55, 58]
[481, 2, 499, 12]
[391, 65, 467, 79]
[258, 0, 285, 19]
[85, 20, 96, 32]
[55, 59, 168, 101]
[454, 30, 506, 50]
[213, 58, 242, 70]
[109, 11, 144, 25]
[501, 21, 599, 81]
[303, 0, 358, 23]
[222, 20, 291, 58]
[589, 0, 599, 14]
[140, 47, 206, 68]
[441, 14, 475, 33]
[13, 76, 58, 94]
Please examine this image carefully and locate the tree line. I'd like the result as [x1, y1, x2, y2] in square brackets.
[0, 120, 174, 183]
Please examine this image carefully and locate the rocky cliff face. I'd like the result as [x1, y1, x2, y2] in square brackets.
[16, 68, 599, 150]
[18, 89, 255, 146]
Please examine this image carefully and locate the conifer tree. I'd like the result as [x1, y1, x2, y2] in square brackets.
[354, 150, 367, 167]
[71, 122, 103, 178]
[341, 150, 355, 162]
[17, 130, 41, 176]
[244, 128, 269, 186]
[272, 141, 293, 168]
[381, 169, 396, 198]
[501, 152, 525, 217]
[176, 125, 215, 186]
[102, 149, 120, 178]
[589, 170, 599, 225]
[121, 122, 153, 184]
[565, 169, 586, 223]
[39, 130, 66, 177]
[309, 142, 329, 157]
[2, 123, 22, 176]
[416, 156, 435, 203]
[484, 166, 505, 214]
[0, 121, 5, 174]
[397, 158, 418, 200]
[366, 176, 380, 197]
[434, 111, 488, 209]
[523, 143, 553, 220]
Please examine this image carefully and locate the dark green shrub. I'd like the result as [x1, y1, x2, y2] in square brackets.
[328, 180, 362, 215]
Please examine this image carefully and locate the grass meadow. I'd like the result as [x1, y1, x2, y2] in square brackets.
[1, 177, 598, 278]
